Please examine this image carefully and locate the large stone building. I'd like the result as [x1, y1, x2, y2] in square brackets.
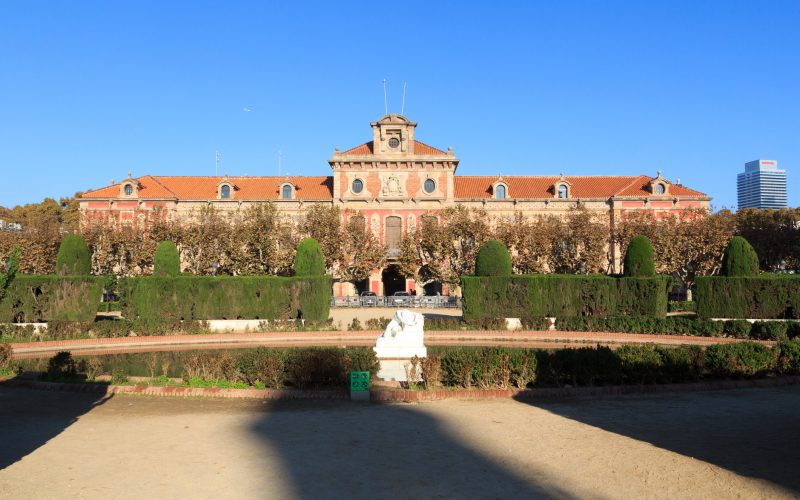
[80, 114, 710, 296]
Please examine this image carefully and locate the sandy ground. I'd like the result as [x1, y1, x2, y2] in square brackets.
[1, 387, 799, 499]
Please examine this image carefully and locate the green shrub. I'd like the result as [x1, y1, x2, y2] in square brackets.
[46, 351, 77, 379]
[776, 340, 800, 374]
[0, 276, 104, 322]
[440, 347, 479, 388]
[720, 236, 760, 277]
[0, 343, 12, 370]
[658, 345, 704, 383]
[723, 320, 752, 339]
[118, 275, 331, 322]
[668, 300, 696, 313]
[751, 321, 789, 341]
[421, 354, 442, 389]
[462, 275, 669, 321]
[617, 345, 663, 384]
[704, 342, 775, 377]
[475, 240, 512, 277]
[696, 275, 800, 319]
[55, 234, 91, 276]
[787, 322, 800, 339]
[0, 246, 20, 303]
[153, 241, 180, 277]
[237, 348, 285, 388]
[294, 238, 325, 277]
[623, 235, 656, 277]
[507, 349, 537, 388]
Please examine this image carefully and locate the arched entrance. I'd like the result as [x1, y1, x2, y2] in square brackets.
[354, 278, 369, 295]
[423, 281, 443, 296]
[381, 265, 405, 296]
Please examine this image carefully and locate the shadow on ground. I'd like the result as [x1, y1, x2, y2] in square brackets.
[515, 386, 800, 493]
[248, 400, 569, 499]
[0, 384, 111, 469]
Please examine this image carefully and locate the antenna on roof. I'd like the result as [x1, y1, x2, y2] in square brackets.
[401, 82, 407, 115]
[383, 79, 388, 115]
[215, 150, 221, 177]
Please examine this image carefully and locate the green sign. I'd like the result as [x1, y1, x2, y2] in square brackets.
[350, 371, 370, 392]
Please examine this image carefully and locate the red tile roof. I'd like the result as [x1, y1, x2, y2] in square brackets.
[339, 140, 447, 156]
[454, 175, 707, 199]
[81, 176, 334, 200]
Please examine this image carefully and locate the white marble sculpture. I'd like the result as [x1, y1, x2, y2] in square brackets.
[374, 309, 427, 359]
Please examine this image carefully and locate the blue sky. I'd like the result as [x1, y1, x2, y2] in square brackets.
[1, 1, 798, 209]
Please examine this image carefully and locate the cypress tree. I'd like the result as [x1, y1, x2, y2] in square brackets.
[294, 237, 325, 276]
[55, 234, 91, 276]
[623, 235, 656, 277]
[720, 236, 760, 276]
[475, 240, 512, 276]
[153, 241, 181, 277]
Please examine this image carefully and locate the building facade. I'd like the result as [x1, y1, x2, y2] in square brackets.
[737, 159, 787, 209]
[80, 114, 711, 296]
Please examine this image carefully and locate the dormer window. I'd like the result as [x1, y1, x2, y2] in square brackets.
[558, 185, 569, 198]
[553, 175, 572, 199]
[221, 185, 231, 199]
[649, 171, 670, 196]
[495, 184, 506, 199]
[282, 184, 293, 199]
[217, 177, 234, 200]
[124, 184, 133, 196]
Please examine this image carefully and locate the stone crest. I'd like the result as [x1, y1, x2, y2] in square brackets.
[382, 174, 402, 196]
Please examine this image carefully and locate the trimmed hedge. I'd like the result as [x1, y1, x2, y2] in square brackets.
[153, 241, 180, 277]
[696, 275, 800, 319]
[118, 275, 331, 322]
[0, 275, 104, 322]
[294, 238, 325, 277]
[623, 235, 656, 277]
[461, 275, 670, 321]
[55, 234, 91, 276]
[475, 240, 512, 276]
[720, 236, 760, 277]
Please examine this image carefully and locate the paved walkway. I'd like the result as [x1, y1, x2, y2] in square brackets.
[10, 330, 772, 359]
[1, 386, 798, 498]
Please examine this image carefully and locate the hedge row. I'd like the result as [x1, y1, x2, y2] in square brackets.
[461, 275, 670, 321]
[20, 347, 378, 389]
[22, 341, 800, 391]
[426, 341, 800, 388]
[0, 276, 104, 322]
[555, 316, 800, 341]
[696, 276, 800, 319]
[118, 275, 331, 322]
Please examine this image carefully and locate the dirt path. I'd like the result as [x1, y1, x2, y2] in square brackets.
[11, 330, 772, 359]
[0, 386, 798, 498]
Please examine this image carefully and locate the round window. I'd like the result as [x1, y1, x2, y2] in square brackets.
[388, 138, 400, 148]
[124, 184, 133, 196]
[423, 179, 436, 194]
[352, 179, 364, 194]
[655, 183, 666, 195]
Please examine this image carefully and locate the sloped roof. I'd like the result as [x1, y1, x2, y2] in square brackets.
[339, 140, 447, 156]
[454, 175, 708, 199]
[81, 176, 334, 200]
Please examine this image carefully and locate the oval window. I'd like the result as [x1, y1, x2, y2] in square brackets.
[655, 183, 666, 195]
[423, 179, 436, 194]
[352, 179, 364, 194]
[388, 138, 400, 148]
[124, 184, 133, 196]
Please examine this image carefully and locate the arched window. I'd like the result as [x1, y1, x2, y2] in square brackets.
[282, 184, 293, 199]
[220, 185, 231, 199]
[655, 183, 666, 195]
[558, 184, 568, 198]
[124, 184, 133, 196]
[423, 179, 436, 194]
[351, 179, 364, 194]
[496, 185, 506, 199]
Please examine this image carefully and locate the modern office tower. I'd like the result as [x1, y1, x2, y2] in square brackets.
[737, 159, 787, 209]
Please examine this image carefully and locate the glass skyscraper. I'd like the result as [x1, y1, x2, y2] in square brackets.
[737, 159, 787, 209]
